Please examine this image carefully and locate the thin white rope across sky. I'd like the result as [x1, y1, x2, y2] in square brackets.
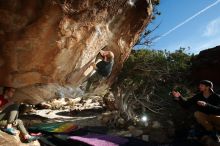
[153, 0, 220, 42]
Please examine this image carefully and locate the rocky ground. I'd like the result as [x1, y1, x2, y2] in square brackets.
[0, 130, 40, 146]
[19, 95, 174, 143]
[1, 95, 219, 146]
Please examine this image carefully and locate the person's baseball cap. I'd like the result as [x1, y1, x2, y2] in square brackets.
[199, 80, 213, 91]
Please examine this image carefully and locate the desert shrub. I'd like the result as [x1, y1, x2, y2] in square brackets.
[113, 48, 193, 119]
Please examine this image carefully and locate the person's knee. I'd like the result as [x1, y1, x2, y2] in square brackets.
[16, 119, 23, 125]
[194, 111, 201, 118]
[194, 111, 206, 120]
[194, 111, 210, 124]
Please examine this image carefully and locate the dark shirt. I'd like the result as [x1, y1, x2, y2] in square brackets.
[178, 92, 220, 115]
[96, 59, 114, 77]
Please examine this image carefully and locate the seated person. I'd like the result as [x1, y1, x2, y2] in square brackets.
[86, 50, 114, 92]
[172, 80, 220, 142]
[0, 87, 38, 143]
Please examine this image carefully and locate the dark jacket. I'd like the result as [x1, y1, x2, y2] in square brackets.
[178, 92, 220, 115]
[96, 59, 114, 77]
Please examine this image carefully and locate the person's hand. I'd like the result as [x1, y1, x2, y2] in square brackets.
[99, 50, 105, 56]
[172, 91, 181, 100]
[197, 101, 207, 107]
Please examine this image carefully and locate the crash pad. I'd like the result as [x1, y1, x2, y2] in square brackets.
[69, 133, 128, 146]
[29, 122, 79, 134]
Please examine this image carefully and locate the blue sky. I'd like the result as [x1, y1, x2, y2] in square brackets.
[135, 0, 220, 54]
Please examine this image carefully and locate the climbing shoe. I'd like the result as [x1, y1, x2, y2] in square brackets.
[3, 127, 18, 135]
[24, 136, 39, 143]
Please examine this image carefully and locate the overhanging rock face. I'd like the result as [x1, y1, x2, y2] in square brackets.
[0, 0, 152, 104]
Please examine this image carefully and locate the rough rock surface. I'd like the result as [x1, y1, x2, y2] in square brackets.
[0, 130, 40, 146]
[192, 46, 220, 86]
[0, 0, 152, 103]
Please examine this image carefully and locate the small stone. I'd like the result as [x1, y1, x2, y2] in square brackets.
[167, 120, 174, 126]
[86, 99, 93, 104]
[144, 122, 149, 127]
[116, 131, 132, 137]
[72, 97, 82, 103]
[124, 133, 132, 137]
[102, 116, 110, 124]
[128, 126, 143, 137]
[142, 135, 149, 142]
[118, 118, 125, 125]
[152, 121, 161, 129]
[128, 126, 135, 131]
[131, 129, 143, 137]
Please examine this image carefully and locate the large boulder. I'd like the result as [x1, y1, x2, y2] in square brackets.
[192, 46, 220, 87]
[0, 0, 153, 103]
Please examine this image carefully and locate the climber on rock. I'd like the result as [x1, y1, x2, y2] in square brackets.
[85, 50, 114, 92]
[172, 80, 220, 142]
[0, 87, 39, 143]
